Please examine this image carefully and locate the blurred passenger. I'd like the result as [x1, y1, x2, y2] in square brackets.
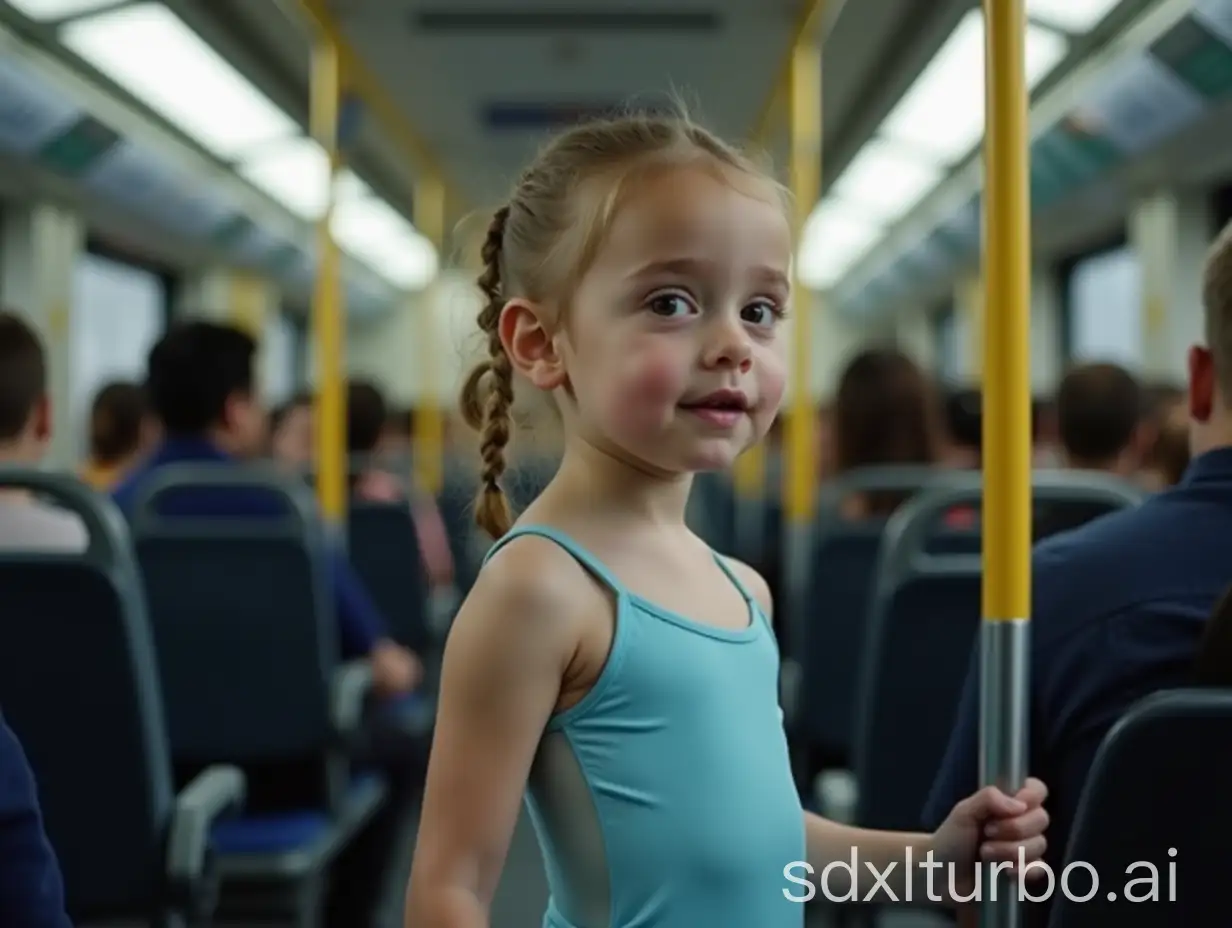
[0, 313, 75, 927]
[1055, 362, 1146, 476]
[348, 380, 453, 589]
[1031, 395, 1060, 466]
[1141, 400, 1190, 490]
[0, 311, 85, 552]
[111, 321, 424, 928]
[268, 390, 314, 470]
[112, 323, 420, 694]
[80, 381, 157, 490]
[926, 217, 1232, 928]
[941, 386, 981, 469]
[833, 346, 942, 517]
[1194, 583, 1232, 687]
[378, 405, 414, 462]
[0, 711, 72, 928]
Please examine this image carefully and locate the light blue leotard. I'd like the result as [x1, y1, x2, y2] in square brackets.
[484, 526, 806, 928]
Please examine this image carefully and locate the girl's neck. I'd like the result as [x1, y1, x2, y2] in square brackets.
[548, 434, 694, 529]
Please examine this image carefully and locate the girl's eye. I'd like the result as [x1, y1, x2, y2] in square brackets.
[647, 293, 697, 318]
[742, 300, 781, 327]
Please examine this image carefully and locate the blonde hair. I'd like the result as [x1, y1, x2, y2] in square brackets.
[459, 106, 782, 538]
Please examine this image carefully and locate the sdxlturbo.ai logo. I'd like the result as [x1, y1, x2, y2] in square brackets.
[783, 846, 1177, 904]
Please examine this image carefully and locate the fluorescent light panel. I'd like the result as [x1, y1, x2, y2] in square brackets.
[1028, 0, 1122, 32]
[333, 198, 438, 291]
[5, 0, 116, 20]
[829, 138, 944, 223]
[880, 9, 1068, 163]
[796, 200, 883, 289]
[61, 3, 296, 157]
[238, 138, 367, 219]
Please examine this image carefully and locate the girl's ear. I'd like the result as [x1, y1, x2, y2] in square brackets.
[499, 300, 568, 390]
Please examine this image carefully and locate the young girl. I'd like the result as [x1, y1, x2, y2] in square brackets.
[405, 110, 1048, 928]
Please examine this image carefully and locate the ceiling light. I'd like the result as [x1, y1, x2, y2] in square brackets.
[880, 9, 1069, 163]
[62, 3, 296, 157]
[796, 199, 883, 289]
[5, 0, 116, 20]
[238, 138, 364, 219]
[830, 137, 945, 223]
[1028, 0, 1121, 32]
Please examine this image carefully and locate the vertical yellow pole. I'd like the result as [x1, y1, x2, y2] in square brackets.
[980, 0, 1031, 923]
[311, 36, 346, 523]
[785, 40, 821, 529]
[414, 175, 446, 495]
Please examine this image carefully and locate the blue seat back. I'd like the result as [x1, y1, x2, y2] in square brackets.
[0, 469, 172, 919]
[853, 472, 1145, 833]
[348, 501, 429, 651]
[129, 465, 336, 769]
[795, 466, 955, 762]
[1050, 689, 1232, 926]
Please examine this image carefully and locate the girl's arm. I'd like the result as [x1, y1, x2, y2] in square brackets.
[720, 556, 1048, 908]
[404, 537, 591, 927]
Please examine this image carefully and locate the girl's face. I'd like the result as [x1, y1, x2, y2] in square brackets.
[553, 165, 791, 474]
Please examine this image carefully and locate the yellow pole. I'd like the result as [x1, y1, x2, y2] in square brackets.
[414, 175, 446, 495]
[310, 35, 346, 523]
[979, 0, 1031, 922]
[785, 40, 821, 528]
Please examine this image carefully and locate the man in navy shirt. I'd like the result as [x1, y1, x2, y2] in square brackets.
[112, 321, 420, 690]
[114, 320, 424, 927]
[0, 713, 71, 927]
[924, 219, 1232, 925]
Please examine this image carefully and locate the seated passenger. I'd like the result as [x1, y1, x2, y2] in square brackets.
[924, 218, 1232, 928]
[0, 712, 71, 928]
[1055, 362, 1145, 476]
[348, 380, 453, 590]
[832, 346, 943, 518]
[0, 311, 86, 552]
[269, 390, 314, 472]
[112, 321, 420, 696]
[1194, 584, 1232, 687]
[941, 386, 981, 471]
[80, 380, 158, 491]
[1140, 394, 1190, 491]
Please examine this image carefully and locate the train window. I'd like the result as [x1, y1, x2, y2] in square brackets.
[263, 311, 295, 404]
[70, 252, 164, 455]
[1065, 245, 1142, 366]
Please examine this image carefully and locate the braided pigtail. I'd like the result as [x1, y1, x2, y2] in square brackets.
[458, 205, 515, 538]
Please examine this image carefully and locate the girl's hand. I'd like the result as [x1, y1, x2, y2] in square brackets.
[930, 778, 1050, 901]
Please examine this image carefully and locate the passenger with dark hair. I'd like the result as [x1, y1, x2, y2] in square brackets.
[348, 380, 453, 589]
[0, 310, 74, 927]
[832, 346, 942, 517]
[112, 321, 423, 927]
[113, 322, 419, 687]
[0, 311, 86, 551]
[80, 380, 157, 491]
[926, 217, 1232, 927]
[1055, 362, 1146, 475]
[941, 386, 981, 469]
[268, 390, 314, 470]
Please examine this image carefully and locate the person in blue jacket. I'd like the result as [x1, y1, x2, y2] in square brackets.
[0, 712, 72, 928]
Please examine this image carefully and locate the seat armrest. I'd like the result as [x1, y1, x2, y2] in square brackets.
[166, 765, 246, 884]
[331, 658, 374, 736]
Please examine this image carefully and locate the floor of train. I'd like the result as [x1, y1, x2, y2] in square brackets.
[213, 810, 953, 928]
